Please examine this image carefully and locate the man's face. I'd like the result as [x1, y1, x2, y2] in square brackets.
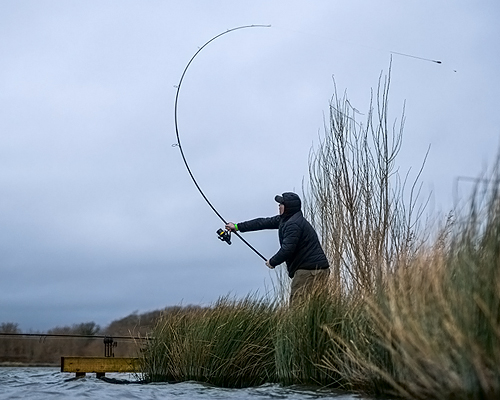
[279, 203, 285, 215]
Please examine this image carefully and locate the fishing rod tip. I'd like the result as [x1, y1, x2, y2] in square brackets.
[249, 24, 272, 28]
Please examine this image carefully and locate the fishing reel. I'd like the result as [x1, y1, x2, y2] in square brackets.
[216, 228, 232, 245]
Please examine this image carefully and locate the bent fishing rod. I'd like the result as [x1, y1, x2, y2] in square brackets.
[174, 25, 270, 261]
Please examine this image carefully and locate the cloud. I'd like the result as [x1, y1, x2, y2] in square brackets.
[1, 0, 500, 331]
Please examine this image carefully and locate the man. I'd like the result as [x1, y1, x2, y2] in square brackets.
[226, 192, 330, 304]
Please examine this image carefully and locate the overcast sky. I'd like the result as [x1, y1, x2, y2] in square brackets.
[1, 1, 499, 332]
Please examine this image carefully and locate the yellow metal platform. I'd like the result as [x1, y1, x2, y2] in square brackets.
[61, 356, 140, 378]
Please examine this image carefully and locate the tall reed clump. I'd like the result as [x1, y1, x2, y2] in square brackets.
[305, 63, 500, 398]
[304, 63, 427, 295]
[302, 65, 425, 394]
[141, 295, 277, 388]
[321, 173, 500, 399]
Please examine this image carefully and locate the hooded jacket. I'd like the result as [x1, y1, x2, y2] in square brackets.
[236, 192, 330, 278]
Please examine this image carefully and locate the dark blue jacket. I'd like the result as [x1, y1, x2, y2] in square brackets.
[237, 192, 330, 278]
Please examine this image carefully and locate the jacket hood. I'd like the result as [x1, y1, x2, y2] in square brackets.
[280, 192, 301, 217]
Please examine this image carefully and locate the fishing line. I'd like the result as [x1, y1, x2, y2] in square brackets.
[389, 51, 441, 64]
[174, 25, 270, 261]
[272, 25, 447, 68]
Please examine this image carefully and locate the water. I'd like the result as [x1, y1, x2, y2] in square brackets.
[0, 367, 371, 400]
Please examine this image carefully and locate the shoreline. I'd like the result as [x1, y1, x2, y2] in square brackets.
[0, 362, 59, 368]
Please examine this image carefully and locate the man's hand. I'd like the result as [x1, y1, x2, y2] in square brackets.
[265, 260, 275, 269]
[225, 222, 236, 232]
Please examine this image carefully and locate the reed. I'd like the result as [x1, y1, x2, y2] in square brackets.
[320, 173, 500, 399]
[142, 295, 277, 387]
[309, 68, 500, 398]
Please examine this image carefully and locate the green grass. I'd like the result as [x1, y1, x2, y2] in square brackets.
[141, 296, 277, 387]
[141, 284, 362, 389]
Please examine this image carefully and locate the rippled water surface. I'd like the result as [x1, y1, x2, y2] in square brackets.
[0, 367, 373, 400]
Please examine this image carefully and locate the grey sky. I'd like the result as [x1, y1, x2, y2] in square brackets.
[1, 1, 499, 331]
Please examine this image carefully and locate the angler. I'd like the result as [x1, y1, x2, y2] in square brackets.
[225, 192, 330, 304]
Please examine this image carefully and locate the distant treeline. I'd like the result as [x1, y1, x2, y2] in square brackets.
[0, 305, 203, 365]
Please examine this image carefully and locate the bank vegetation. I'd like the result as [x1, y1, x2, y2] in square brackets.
[142, 69, 500, 400]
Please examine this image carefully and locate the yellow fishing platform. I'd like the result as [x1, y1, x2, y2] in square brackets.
[61, 356, 140, 378]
